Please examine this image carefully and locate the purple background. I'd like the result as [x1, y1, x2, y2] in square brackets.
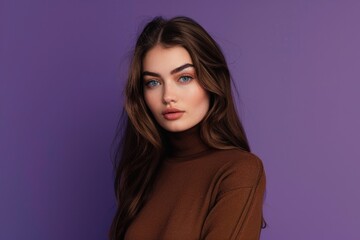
[1, 0, 360, 239]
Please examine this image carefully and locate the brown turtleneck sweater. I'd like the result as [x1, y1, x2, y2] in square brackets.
[125, 124, 266, 240]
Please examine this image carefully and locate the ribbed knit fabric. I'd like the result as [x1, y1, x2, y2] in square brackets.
[125, 124, 266, 240]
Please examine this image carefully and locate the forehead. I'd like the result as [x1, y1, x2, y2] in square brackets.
[142, 45, 193, 73]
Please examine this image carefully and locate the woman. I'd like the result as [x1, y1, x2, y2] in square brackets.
[110, 16, 266, 240]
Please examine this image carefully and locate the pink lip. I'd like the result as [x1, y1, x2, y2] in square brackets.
[162, 108, 185, 120]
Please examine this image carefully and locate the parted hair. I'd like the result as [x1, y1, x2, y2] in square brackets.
[109, 16, 254, 239]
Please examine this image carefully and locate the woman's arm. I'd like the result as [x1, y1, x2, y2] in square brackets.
[200, 155, 266, 240]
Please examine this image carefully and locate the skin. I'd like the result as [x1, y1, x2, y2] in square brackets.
[142, 44, 210, 132]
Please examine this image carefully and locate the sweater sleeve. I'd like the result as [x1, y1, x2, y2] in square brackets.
[200, 155, 266, 240]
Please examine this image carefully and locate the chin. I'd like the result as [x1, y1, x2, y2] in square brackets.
[159, 122, 181, 132]
[161, 121, 196, 132]
[162, 125, 186, 132]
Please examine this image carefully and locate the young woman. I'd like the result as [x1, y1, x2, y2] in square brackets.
[110, 16, 266, 240]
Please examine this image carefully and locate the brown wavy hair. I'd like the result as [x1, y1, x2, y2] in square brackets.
[109, 16, 261, 239]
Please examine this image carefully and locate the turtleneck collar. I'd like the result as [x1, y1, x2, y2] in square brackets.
[164, 123, 213, 160]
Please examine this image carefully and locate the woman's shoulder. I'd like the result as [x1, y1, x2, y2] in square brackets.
[213, 148, 264, 172]
[212, 148, 265, 190]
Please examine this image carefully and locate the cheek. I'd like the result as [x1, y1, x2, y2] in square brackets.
[144, 91, 159, 113]
[199, 93, 210, 112]
[189, 87, 210, 114]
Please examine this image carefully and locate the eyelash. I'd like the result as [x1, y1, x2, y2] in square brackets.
[179, 75, 193, 83]
[144, 80, 160, 88]
[144, 75, 194, 88]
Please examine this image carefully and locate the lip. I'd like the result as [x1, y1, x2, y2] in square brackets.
[162, 108, 185, 120]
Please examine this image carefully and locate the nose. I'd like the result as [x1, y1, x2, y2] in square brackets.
[162, 82, 177, 104]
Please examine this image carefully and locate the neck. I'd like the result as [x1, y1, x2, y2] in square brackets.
[164, 123, 212, 159]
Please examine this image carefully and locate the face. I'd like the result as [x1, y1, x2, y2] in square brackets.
[142, 45, 210, 132]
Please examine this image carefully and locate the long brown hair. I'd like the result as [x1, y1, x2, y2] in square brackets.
[109, 16, 257, 239]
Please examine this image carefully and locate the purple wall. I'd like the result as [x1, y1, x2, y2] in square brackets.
[1, 0, 359, 239]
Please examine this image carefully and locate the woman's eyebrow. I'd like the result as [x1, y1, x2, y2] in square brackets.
[142, 63, 194, 77]
[170, 63, 194, 74]
[142, 71, 160, 77]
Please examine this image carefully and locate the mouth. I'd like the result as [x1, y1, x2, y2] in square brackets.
[162, 108, 185, 120]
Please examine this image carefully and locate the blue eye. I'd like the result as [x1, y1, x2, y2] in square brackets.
[179, 76, 193, 83]
[145, 80, 160, 88]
